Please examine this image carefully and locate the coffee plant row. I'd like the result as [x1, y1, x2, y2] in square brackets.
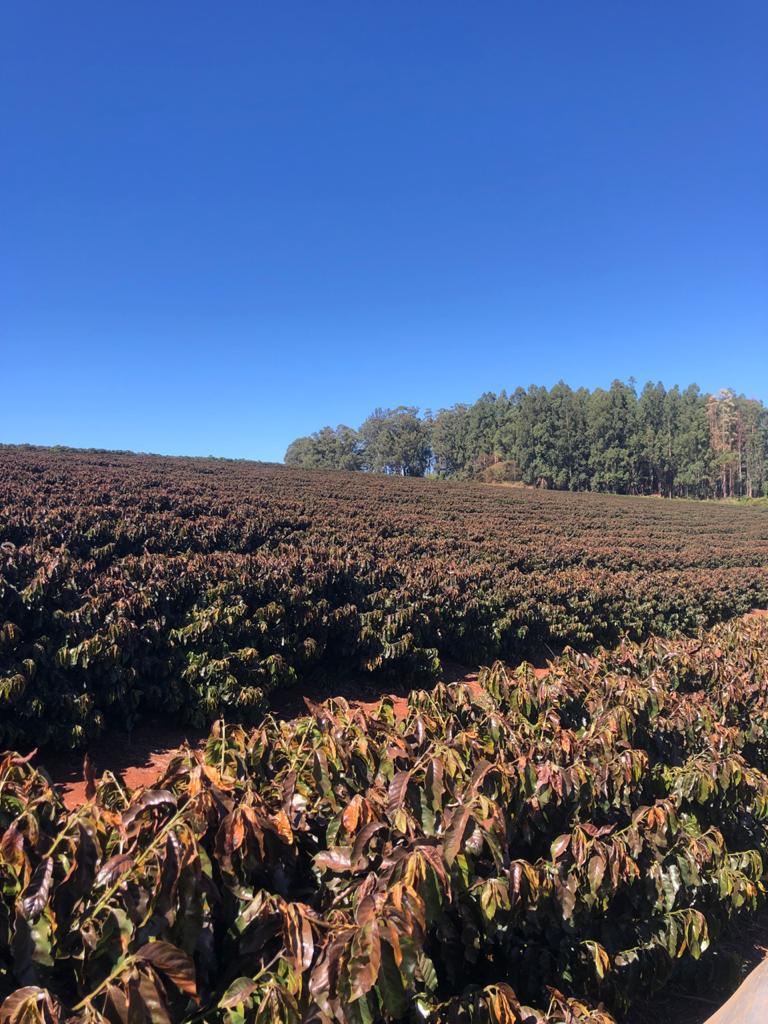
[2, 446, 768, 749]
[2, 614, 768, 1022]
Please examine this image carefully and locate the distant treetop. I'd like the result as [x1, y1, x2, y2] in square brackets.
[284, 381, 768, 499]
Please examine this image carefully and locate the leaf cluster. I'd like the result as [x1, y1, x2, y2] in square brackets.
[3, 615, 768, 1021]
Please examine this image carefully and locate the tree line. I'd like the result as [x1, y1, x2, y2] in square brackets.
[284, 381, 768, 499]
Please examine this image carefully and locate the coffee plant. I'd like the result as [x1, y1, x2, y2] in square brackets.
[2, 615, 768, 1022]
[2, 446, 768, 748]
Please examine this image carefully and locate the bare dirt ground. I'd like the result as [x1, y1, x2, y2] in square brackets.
[40, 722, 211, 810]
[39, 611, 768, 809]
[41, 658, 511, 808]
[24, 612, 768, 1024]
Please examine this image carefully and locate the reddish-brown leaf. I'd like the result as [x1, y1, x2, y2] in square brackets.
[443, 804, 472, 865]
[351, 822, 386, 869]
[136, 942, 197, 998]
[83, 753, 97, 802]
[387, 772, 411, 819]
[315, 847, 353, 873]
[0, 987, 61, 1024]
[284, 903, 315, 972]
[95, 853, 133, 888]
[550, 834, 571, 861]
[20, 858, 53, 921]
[349, 917, 382, 1002]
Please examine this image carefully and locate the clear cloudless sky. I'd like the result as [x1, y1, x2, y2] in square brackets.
[2, 2, 767, 462]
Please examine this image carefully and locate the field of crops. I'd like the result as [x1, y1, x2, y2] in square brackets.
[2, 446, 768, 749]
[2, 613, 768, 1023]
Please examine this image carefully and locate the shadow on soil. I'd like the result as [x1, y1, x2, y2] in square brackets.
[34, 658, 484, 807]
[19, 616, 768, 1024]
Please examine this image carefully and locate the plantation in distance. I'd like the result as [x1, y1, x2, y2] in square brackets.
[1, 445, 768, 1023]
[2, 445, 768, 749]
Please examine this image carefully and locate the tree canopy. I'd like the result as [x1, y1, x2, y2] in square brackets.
[285, 381, 768, 499]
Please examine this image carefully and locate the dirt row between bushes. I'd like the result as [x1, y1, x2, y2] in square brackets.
[37, 609, 768, 810]
[17, 610, 768, 1024]
[39, 661, 547, 809]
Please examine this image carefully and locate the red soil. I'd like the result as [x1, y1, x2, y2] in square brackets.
[27, 612, 768, 1022]
[41, 661, 552, 809]
[41, 724, 210, 810]
[41, 615, 768, 810]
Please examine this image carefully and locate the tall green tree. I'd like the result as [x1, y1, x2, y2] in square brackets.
[431, 405, 470, 477]
[636, 381, 666, 494]
[586, 380, 639, 493]
[359, 407, 431, 476]
[284, 425, 363, 470]
[284, 379, 768, 498]
[464, 392, 500, 472]
[673, 385, 714, 498]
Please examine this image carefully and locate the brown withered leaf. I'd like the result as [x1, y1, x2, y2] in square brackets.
[155, 833, 183, 916]
[74, 823, 99, 894]
[348, 912, 381, 1002]
[284, 903, 314, 973]
[426, 758, 445, 813]
[83, 753, 97, 802]
[269, 808, 294, 844]
[20, 858, 53, 921]
[135, 941, 197, 998]
[315, 847, 353, 873]
[467, 758, 493, 795]
[550, 834, 571, 860]
[443, 804, 472, 866]
[218, 977, 258, 1009]
[281, 770, 297, 815]
[94, 853, 133, 888]
[342, 796, 361, 833]
[312, 749, 335, 805]
[122, 790, 177, 830]
[355, 893, 377, 927]
[134, 968, 172, 1024]
[581, 822, 615, 838]
[385, 919, 403, 968]
[555, 872, 577, 921]
[387, 772, 411, 819]
[8, 749, 39, 768]
[0, 824, 25, 873]
[587, 853, 606, 893]
[571, 828, 588, 868]
[218, 810, 246, 860]
[103, 981, 130, 1024]
[310, 933, 349, 1006]
[351, 822, 386, 869]
[0, 986, 61, 1024]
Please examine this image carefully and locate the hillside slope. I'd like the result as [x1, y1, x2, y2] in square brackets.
[2, 445, 768, 748]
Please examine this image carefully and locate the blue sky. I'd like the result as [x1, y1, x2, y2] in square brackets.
[2, 2, 766, 462]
